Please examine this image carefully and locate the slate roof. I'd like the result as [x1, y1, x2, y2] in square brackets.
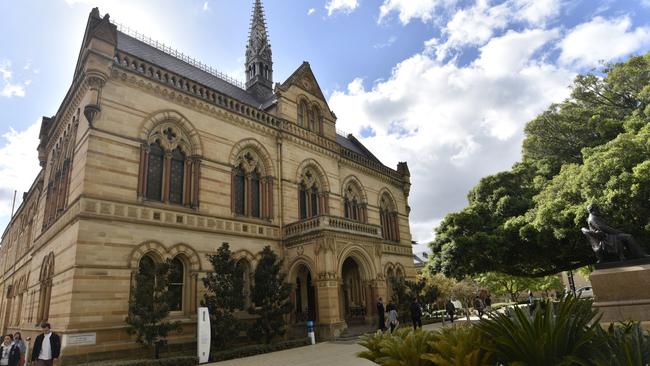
[116, 31, 385, 166]
[116, 31, 266, 107]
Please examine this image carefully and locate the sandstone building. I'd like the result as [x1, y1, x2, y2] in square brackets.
[0, 1, 415, 362]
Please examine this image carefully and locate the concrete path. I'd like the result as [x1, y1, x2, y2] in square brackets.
[208, 317, 479, 366]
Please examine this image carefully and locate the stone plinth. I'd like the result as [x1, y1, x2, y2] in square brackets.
[591, 261, 650, 323]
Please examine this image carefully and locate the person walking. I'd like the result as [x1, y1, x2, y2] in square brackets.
[484, 295, 492, 313]
[473, 295, 484, 319]
[11, 333, 25, 366]
[445, 299, 455, 324]
[528, 291, 535, 316]
[0, 334, 20, 366]
[410, 298, 423, 330]
[387, 306, 399, 333]
[376, 297, 386, 331]
[31, 323, 60, 366]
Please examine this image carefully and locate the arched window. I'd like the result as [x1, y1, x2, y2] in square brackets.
[298, 168, 326, 219]
[237, 259, 252, 309]
[231, 151, 273, 219]
[251, 170, 261, 218]
[169, 147, 185, 204]
[308, 106, 317, 131]
[168, 257, 184, 312]
[138, 254, 156, 298]
[343, 182, 367, 222]
[146, 141, 164, 201]
[234, 166, 246, 215]
[297, 101, 307, 127]
[138, 124, 200, 208]
[380, 193, 400, 242]
[37, 253, 55, 323]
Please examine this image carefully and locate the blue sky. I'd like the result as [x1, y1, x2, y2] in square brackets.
[2, 0, 650, 252]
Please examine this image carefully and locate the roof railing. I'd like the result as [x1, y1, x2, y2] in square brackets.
[111, 21, 246, 89]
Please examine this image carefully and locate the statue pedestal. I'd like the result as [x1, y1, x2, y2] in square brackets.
[591, 261, 650, 324]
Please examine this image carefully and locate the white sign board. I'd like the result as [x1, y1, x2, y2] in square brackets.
[63, 332, 97, 347]
[197, 307, 211, 364]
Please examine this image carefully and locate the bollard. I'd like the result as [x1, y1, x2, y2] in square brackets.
[307, 320, 315, 345]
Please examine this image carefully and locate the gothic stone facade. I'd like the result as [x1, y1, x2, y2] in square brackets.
[0, 4, 415, 363]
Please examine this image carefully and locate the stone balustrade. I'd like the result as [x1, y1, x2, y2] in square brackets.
[283, 215, 382, 239]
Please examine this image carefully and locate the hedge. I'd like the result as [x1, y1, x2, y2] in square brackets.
[211, 338, 311, 362]
[76, 356, 198, 366]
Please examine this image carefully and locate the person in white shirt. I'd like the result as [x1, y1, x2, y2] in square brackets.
[30, 323, 60, 366]
[0, 335, 20, 366]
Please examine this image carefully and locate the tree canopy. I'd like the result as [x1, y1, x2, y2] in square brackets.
[430, 52, 650, 278]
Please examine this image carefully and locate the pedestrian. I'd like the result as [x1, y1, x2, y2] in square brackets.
[387, 307, 399, 333]
[0, 334, 20, 366]
[31, 323, 60, 366]
[410, 298, 422, 330]
[473, 295, 484, 319]
[11, 333, 25, 366]
[445, 299, 455, 324]
[528, 290, 535, 316]
[376, 297, 386, 331]
[484, 295, 492, 313]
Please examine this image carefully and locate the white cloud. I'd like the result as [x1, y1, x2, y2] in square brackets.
[378, 0, 447, 24]
[308, 8, 316, 16]
[433, 0, 561, 61]
[0, 61, 30, 98]
[329, 29, 575, 243]
[559, 16, 650, 68]
[202, 1, 209, 12]
[374, 36, 398, 49]
[0, 121, 41, 219]
[325, 0, 359, 16]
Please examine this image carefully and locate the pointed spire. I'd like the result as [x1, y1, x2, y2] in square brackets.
[245, 0, 273, 99]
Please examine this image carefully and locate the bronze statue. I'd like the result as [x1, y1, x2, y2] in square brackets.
[582, 204, 648, 263]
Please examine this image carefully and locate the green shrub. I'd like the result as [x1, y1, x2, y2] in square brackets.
[592, 322, 650, 366]
[422, 325, 494, 366]
[358, 328, 437, 366]
[77, 356, 197, 366]
[476, 296, 601, 366]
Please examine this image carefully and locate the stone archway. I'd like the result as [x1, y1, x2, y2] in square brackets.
[341, 257, 366, 323]
[288, 260, 317, 324]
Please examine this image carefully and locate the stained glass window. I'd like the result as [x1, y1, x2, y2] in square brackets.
[168, 257, 184, 311]
[299, 184, 307, 220]
[234, 166, 246, 215]
[251, 170, 260, 218]
[169, 147, 185, 204]
[146, 142, 164, 201]
[310, 187, 319, 217]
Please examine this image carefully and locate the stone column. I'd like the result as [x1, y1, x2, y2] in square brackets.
[315, 277, 346, 339]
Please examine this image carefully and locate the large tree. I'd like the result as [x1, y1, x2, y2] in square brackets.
[248, 246, 292, 344]
[125, 258, 182, 358]
[430, 53, 650, 278]
[202, 243, 245, 350]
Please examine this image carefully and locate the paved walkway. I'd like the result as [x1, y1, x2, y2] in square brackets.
[209, 318, 478, 366]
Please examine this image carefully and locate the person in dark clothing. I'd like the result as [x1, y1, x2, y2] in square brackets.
[376, 297, 386, 331]
[484, 295, 492, 312]
[445, 299, 455, 323]
[31, 323, 61, 366]
[410, 299, 423, 330]
[0, 334, 20, 366]
[386, 300, 396, 313]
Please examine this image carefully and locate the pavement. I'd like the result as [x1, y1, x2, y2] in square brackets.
[208, 317, 480, 366]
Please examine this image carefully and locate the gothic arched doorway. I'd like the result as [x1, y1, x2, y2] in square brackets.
[341, 257, 366, 322]
[293, 264, 316, 323]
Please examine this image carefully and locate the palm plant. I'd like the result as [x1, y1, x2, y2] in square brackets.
[475, 296, 602, 365]
[421, 324, 494, 366]
[591, 322, 650, 365]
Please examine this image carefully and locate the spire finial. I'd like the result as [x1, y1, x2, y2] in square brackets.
[245, 0, 273, 99]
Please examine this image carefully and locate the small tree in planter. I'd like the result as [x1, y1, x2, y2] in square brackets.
[125, 257, 182, 359]
[202, 243, 245, 350]
[248, 246, 292, 344]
